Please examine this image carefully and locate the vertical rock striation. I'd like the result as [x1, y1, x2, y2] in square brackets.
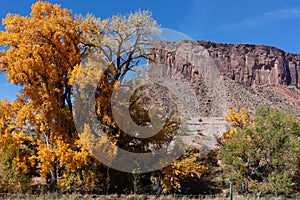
[150, 40, 300, 88]
[149, 40, 300, 115]
[197, 41, 300, 88]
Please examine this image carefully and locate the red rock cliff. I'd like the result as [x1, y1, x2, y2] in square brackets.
[150, 40, 300, 88]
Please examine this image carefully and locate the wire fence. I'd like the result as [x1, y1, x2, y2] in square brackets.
[0, 193, 300, 200]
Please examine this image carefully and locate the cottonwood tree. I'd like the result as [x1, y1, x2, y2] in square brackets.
[0, 1, 104, 192]
[0, 1, 163, 193]
[74, 10, 163, 147]
[73, 10, 210, 194]
[0, 1, 208, 194]
[73, 10, 179, 193]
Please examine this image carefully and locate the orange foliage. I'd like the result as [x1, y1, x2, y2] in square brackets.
[0, 1, 103, 191]
[219, 109, 253, 144]
[161, 152, 207, 193]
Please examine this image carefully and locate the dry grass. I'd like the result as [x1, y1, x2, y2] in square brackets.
[0, 194, 298, 200]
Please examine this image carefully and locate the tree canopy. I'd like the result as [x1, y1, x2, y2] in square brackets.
[0, 1, 299, 197]
[219, 107, 300, 195]
[0, 1, 208, 194]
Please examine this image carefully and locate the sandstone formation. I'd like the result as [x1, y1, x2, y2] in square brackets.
[197, 41, 299, 88]
[145, 40, 300, 153]
[149, 40, 300, 115]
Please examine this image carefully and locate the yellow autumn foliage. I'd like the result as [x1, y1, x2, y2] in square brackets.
[219, 109, 253, 144]
[161, 152, 207, 193]
[0, 1, 106, 191]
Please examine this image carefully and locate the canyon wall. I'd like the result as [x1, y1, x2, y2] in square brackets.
[149, 40, 300, 88]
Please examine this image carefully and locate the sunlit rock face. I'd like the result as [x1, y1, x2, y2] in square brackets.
[150, 40, 300, 88]
[149, 40, 300, 116]
[196, 41, 300, 88]
[145, 40, 300, 153]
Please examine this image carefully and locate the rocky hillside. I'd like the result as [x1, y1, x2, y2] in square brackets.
[147, 40, 300, 151]
[149, 40, 300, 115]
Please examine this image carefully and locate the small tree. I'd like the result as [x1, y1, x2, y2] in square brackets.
[220, 106, 300, 195]
[160, 150, 207, 193]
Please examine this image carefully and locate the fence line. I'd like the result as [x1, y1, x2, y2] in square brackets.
[0, 192, 300, 199]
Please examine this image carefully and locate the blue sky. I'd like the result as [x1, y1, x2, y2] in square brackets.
[1, 0, 300, 100]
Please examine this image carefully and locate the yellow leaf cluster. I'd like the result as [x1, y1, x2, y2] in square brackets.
[56, 139, 89, 170]
[36, 141, 55, 179]
[161, 153, 207, 193]
[225, 109, 252, 128]
[79, 124, 117, 167]
[12, 154, 36, 174]
[219, 128, 236, 143]
[68, 63, 81, 86]
[219, 109, 253, 144]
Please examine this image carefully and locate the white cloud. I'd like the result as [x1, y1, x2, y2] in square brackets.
[265, 8, 300, 19]
[218, 8, 300, 31]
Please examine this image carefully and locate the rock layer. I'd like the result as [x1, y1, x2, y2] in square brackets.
[150, 40, 300, 88]
[147, 40, 300, 153]
[197, 41, 300, 88]
[149, 40, 300, 115]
